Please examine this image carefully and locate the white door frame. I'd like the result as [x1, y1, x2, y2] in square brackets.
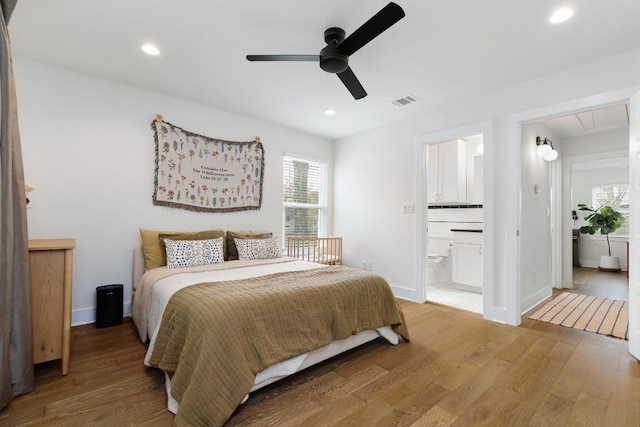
[550, 159, 563, 289]
[415, 120, 495, 320]
[506, 85, 640, 326]
[628, 90, 640, 360]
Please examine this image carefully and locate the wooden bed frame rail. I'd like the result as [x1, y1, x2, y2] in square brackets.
[287, 236, 342, 265]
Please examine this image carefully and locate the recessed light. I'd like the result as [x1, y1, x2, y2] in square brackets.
[549, 8, 574, 24]
[324, 109, 336, 116]
[140, 43, 161, 56]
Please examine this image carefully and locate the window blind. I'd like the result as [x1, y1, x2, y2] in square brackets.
[592, 184, 629, 235]
[283, 155, 327, 238]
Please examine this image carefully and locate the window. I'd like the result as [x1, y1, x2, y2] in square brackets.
[283, 154, 328, 240]
[592, 184, 629, 236]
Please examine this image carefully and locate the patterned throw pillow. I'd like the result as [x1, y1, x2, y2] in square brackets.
[164, 237, 225, 268]
[234, 238, 281, 260]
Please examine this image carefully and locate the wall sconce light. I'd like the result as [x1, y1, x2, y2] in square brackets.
[536, 136, 558, 161]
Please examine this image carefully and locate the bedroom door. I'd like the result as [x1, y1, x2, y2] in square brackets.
[628, 90, 640, 360]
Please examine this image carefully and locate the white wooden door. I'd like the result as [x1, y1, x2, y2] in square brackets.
[628, 90, 640, 360]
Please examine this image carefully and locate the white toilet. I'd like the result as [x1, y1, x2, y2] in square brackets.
[427, 236, 453, 284]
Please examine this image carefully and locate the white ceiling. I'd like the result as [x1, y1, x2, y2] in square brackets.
[542, 103, 630, 139]
[8, 1, 640, 140]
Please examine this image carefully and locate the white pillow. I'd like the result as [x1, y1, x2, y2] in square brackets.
[164, 237, 225, 268]
[234, 238, 281, 260]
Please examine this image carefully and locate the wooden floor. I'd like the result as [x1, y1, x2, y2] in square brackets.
[568, 267, 629, 301]
[2, 273, 638, 426]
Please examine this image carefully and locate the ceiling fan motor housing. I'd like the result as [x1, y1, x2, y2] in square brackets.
[320, 27, 348, 73]
[320, 47, 348, 73]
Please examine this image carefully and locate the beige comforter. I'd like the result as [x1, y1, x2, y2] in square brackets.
[147, 265, 409, 426]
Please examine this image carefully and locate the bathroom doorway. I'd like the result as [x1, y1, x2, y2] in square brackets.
[417, 121, 493, 317]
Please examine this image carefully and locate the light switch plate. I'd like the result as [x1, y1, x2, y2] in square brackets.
[402, 203, 415, 214]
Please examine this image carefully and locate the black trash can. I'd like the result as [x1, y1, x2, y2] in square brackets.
[96, 284, 123, 328]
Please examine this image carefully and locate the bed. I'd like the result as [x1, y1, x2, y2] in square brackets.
[132, 229, 409, 426]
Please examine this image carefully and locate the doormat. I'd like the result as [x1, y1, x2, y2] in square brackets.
[528, 292, 628, 340]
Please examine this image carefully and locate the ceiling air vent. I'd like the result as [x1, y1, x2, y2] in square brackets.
[391, 94, 420, 107]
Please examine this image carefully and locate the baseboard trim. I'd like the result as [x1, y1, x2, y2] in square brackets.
[598, 267, 622, 273]
[579, 261, 628, 271]
[521, 288, 552, 316]
[71, 302, 132, 327]
[390, 285, 418, 302]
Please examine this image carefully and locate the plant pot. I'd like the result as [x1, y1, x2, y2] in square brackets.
[599, 255, 621, 272]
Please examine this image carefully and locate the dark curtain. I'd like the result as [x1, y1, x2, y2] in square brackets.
[0, 0, 34, 411]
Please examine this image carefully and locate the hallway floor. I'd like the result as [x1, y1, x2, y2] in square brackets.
[564, 267, 629, 300]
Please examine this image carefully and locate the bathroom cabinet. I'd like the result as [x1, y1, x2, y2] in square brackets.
[427, 139, 467, 204]
[452, 231, 482, 293]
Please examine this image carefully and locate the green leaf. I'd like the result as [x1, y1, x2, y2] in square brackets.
[578, 204, 623, 236]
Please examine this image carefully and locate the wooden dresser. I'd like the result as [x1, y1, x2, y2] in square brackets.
[28, 238, 76, 375]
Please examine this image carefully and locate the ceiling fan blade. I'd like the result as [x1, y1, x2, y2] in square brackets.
[246, 54, 320, 62]
[337, 2, 405, 57]
[337, 67, 367, 100]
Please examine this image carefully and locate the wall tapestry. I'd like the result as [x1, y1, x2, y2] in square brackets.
[151, 118, 264, 213]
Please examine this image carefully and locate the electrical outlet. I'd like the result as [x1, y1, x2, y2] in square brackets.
[362, 261, 368, 270]
[362, 261, 372, 271]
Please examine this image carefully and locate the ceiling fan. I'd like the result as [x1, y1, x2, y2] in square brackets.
[246, 2, 405, 100]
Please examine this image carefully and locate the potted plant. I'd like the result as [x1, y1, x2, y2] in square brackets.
[577, 204, 624, 271]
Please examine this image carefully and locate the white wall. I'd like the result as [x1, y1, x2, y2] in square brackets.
[333, 120, 416, 296]
[335, 48, 640, 323]
[519, 123, 559, 311]
[15, 57, 334, 325]
[15, 46, 640, 326]
[562, 128, 629, 157]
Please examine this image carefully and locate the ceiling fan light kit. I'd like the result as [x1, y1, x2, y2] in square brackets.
[246, 2, 405, 100]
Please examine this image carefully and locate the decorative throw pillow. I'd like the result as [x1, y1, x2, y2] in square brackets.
[140, 228, 177, 271]
[139, 228, 226, 270]
[234, 238, 281, 260]
[226, 231, 272, 260]
[164, 237, 225, 268]
[159, 229, 226, 264]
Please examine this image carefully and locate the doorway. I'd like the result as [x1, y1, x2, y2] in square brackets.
[529, 104, 630, 300]
[415, 120, 494, 319]
[505, 86, 639, 350]
[425, 134, 484, 314]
